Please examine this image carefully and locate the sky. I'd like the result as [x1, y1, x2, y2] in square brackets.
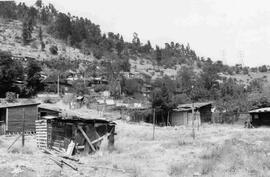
[17, 0, 270, 66]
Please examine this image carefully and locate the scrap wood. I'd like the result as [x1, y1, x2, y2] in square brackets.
[59, 154, 80, 162]
[42, 149, 78, 171]
[49, 157, 63, 168]
[88, 165, 131, 173]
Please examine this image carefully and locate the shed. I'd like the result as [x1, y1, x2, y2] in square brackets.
[170, 102, 212, 126]
[36, 116, 116, 155]
[249, 107, 270, 126]
[0, 102, 40, 134]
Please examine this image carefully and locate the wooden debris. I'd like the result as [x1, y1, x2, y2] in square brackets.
[42, 149, 78, 171]
[66, 141, 75, 156]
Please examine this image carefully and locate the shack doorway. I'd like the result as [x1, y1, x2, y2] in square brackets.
[0, 108, 6, 135]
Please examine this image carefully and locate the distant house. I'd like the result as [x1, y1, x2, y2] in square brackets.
[170, 102, 212, 126]
[42, 75, 72, 93]
[141, 84, 152, 97]
[249, 107, 270, 126]
[89, 77, 109, 86]
[0, 101, 40, 134]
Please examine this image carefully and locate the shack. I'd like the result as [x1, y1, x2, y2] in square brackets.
[249, 107, 270, 126]
[36, 116, 116, 155]
[0, 102, 40, 134]
[170, 102, 212, 126]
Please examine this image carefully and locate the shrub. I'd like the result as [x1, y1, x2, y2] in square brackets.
[49, 45, 58, 55]
[43, 97, 55, 104]
[5, 92, 16, 102]
[94, 84, 108, 92]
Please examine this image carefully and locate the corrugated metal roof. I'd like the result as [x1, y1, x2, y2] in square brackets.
[0, 102, 40, 108]
[177, 102, 213, 109]
[249, 107, 270, 113]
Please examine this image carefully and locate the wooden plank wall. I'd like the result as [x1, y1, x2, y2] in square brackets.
[7, 105, 38, 132]
[35, 120, 48, 148]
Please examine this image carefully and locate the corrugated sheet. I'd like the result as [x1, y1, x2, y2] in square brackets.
[249, 107, 270, 113]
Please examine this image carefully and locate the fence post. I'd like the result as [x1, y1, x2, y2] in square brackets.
[153, 108, 155, 140]
[22, 108, 25, 147]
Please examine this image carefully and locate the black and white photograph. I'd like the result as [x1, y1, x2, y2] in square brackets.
[0, 0, 270, 176]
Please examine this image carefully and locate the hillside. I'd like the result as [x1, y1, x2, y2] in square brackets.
[0, 18, 94, 61]
[0, 17, 184, 80]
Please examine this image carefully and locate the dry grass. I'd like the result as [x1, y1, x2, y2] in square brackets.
[1, 119, 270, 177]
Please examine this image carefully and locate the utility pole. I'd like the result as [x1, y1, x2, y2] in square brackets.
[191, 85, 195, 139]
[192, 102, 195, 139]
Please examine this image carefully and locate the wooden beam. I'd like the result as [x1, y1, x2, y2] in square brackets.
[77, 126, 96, 152]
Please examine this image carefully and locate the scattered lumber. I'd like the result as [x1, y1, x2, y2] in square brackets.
[88, 165, 130, 173]
[42, 149, 78, 171]
[49, 156, 63, 168]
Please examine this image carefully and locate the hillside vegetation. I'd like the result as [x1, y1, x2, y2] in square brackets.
[1, 1, 270, 124]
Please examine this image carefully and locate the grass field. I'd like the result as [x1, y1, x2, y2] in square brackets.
[0, 120, 270, 177]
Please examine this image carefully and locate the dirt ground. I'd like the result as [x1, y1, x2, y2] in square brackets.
[1, 120, 270, 177]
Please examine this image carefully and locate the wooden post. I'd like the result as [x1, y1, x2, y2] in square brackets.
[153, 108, 155, 140]
[192, 102, 195, 140]
[57, 74, 60, 96]
[22, 108, 25, 147]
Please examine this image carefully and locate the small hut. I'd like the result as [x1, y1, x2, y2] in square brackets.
[35, 116, 116, 155]
[170, 102, 212, 126]
[249, 107, 270, 126]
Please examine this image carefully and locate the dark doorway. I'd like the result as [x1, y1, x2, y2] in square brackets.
[0, 108, 6, 135]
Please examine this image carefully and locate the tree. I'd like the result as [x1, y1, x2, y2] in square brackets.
[0, 51, 23, 97]
[176, 66, 196, 93]
[0, 1, 17, 19]
[26, 60, 43, 95]
[22, 19, 34, 45]
[35, 0, 42, 9]
[49, 12, 71, 40]
[155, 45, 162, 64]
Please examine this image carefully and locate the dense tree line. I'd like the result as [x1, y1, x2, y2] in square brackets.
[0, 51, 43, 97]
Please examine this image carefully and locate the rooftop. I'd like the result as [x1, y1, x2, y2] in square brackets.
[249, 107, 270, 113]
[0, 100, 40, 108]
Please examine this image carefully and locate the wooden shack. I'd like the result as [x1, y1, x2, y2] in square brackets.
[0, 102, 40, 134]
[170, 102, 212, 126]
[35, 116, 116, 155]
[249, 107, 270, 126]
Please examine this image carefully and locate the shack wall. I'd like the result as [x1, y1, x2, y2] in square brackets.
[199, 105, 212, 122]
[171, 111, 188, 126]
[7, 105, 38, 132]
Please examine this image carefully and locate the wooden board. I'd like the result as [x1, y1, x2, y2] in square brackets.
[35, 120, 48, 148]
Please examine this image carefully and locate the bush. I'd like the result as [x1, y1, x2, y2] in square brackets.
[49, 45, 58, 55]
[43, 97, 55, 104]
[5, 92, 16, 102]
[94, 84, 108, 92]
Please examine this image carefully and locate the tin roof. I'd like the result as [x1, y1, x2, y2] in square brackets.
[0, 102, 40, 109]
[249, 107, 270, 113]
[174, 102, 213, 112]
